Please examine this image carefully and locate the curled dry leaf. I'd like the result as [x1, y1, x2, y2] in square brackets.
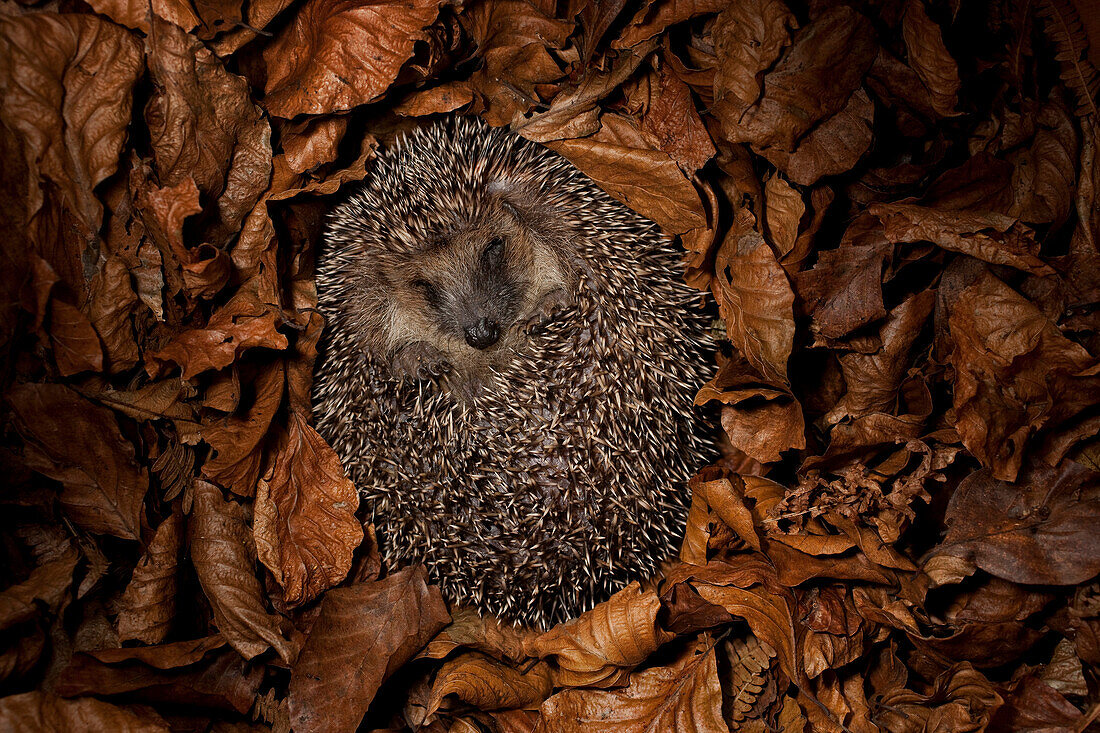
[795, 241, 890, 341]
[426, 653, 553, 716]
[874, 663, 1002, 732]
[8, 383, 146, 540]
[524, 582, 675, 688]
[117, 512, 182, 645]
[901, 0, 961, 117]
[763, 174, 804, 258]
[289, 566, 449, 733]
[613, 0, 727, 50]
[0, 692, 169, 732]
[711, 217, 796, 384]
[189, 481, 298, 663]
[545, 114, 705, 234]
[712, 0, 796, 111]
[935, 461, 1100, 586]
[85, 0, 200, 33]
[0, 545, 78, 631]
[254, 411, 362, 607]
[263, 0, 445, 118]
[421, 606, 537, 663]
[145, 18, 271, 245]
[0, 13, 143, 261]
[534, 638, 726, 733]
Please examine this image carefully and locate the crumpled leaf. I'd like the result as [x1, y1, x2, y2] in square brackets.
[524, 583, 675, 688]
[289, 566, 449, 733]
[145, 18, 271, 245]
[534, 638, 726, 733]
[935, 461, 1100, 586]
[546, 113, 705, 234]
[117, 512, 182, 645]
[8, 383, 146, 540]
[263, 0, 445, 118]
[0, 14, 143, 264]
[711, 215, 796, 384]
[901, 0, 961, 117]
[0, 544, 78, 631]
[875, 663, 1002, 732]
[426, 653, 553, 716]
[0, 692, 168, 732]
[712, 0, 796, 111]
[189, 481, 298, 663]
[254, 412, 362, 606]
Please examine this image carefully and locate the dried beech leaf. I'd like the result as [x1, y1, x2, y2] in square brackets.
[0, 546, 78, 631]
[762, 87, 874, 186]
[189, 481, 298, 663]
[0, 692, 168, 732]
[9, 383, 146, 540]
[638, 64, 716, 172]
[712, 0, 796, 110]
[545, 114, 705, 234]
[0, 14, 143, 251]
[117, 512, 182, 645]
[711, 220, 796, 384]
[48, 297, 103, 376]
[870, 203, 1053, 275]
[614, 0, 727, 50]
[936, 462, 1100, 585]
[525, 583, 675, 688]
[875, 663, 1002, 732]
[289, 566, 449, 732]
[901, 0, 961, 117]
[145, 19, 271, 244]
[421, 606, 536, 663]
[281, 116, 349, 175]
[795, 241, 890, 340]
[86, 0, 200, 33]
[535, 639, 726, 733]
[427, 653, 553, 715]
[763, 174, 804, 257]
[254, 412, 362, 606]
[263, 0, 445, 117]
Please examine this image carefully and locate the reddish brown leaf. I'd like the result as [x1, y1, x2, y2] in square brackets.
[281, 116, 350, 175]
[546, 114, 706, 234]
[8, 383, 146, 540]
[935, 461, 1100, 586]
[85, 0, 200, 33]
[712, 0, 796, 111]
[117, 512, 182, 645]
[426, 653, 553, 716]
[0, 545, 78, 631]
[524, 583, 675, 688]
[795, 241, 890, 341]
[0, 14, 143, 262]
[254, 412, 361, 606]
[711, 217, 796, 384]
[901, 0, 961, 117]
[47, 297, 103, 376]
[189, 481, 298, 663]
[535, 639, 726, 733]
[614, 0, 727, 49]
[289, 567, 449, 733]
[875, 663, 1002, 732]
[0, 692, 169, 732]
[263, 0, 445, 118]
[145, 19, 271, 244]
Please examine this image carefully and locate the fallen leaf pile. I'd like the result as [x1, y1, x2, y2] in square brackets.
[1, 0, 1099, 729]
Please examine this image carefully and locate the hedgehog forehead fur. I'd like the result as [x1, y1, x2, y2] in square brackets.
[314, 116, 716, 628]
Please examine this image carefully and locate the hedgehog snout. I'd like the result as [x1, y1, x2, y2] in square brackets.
[464, 317, 500, 349]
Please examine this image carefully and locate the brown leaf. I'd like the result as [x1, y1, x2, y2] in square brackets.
[935, 461, 1100, 586]
[613, 0, 727, 50]
[189, 481, 298, 663]
[1007, 95, 1078, 225]
[712, 0, 797, 111]
[87, 254, 141, 373]
[761, 87, 875, 186]
[901, 0, 961, 117]
[637, 62, 716, 173]
[8, 383, 146, 540]
[263, 0, 445, 118]
[281, 116, 349, 174]
[945, 268, 1099, 480]
[0, 14, 143, 264]
[426, 653, 553, 715]
[875, 663, 1002, 732]
[711, 217, 796, 384]
[545, 113, 705, 234]
[421, 606, 536, 663]
[870, 203, 1053, 276]
[197, 361, 286, 497]
[795, 241, 890, 341]
[289, 566, 450, 733]
[714, 5, 877, 152]
[254, 412, 361, 606]
[0, 545, 78, 631]
[763, 174, 805, 257]
[48, 297, 103, 376]
[85, 0, 200, 33]
[524, 583, 675, 688]
[534, 638, 726, 733]
[0, 692, 169, 732]
[117, 512, 182, 645]
[145, 18, 271, 245]
[147, 280, 289, 380]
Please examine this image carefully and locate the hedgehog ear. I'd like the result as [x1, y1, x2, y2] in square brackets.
[490, 181, 550, 230]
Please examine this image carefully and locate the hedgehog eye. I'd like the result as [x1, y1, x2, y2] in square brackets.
[483, 237, 504, 261]
[412, 279, 435, 297]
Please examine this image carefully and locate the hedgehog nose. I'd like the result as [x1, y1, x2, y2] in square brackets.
[464, 318, 500, 349]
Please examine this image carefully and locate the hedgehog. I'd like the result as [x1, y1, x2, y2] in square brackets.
[313, 117, 715, 628]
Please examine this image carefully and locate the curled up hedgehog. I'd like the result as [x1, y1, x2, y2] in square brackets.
[313, 117, 716, 628]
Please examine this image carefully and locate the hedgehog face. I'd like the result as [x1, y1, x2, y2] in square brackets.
[382, 199, 573, 387]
